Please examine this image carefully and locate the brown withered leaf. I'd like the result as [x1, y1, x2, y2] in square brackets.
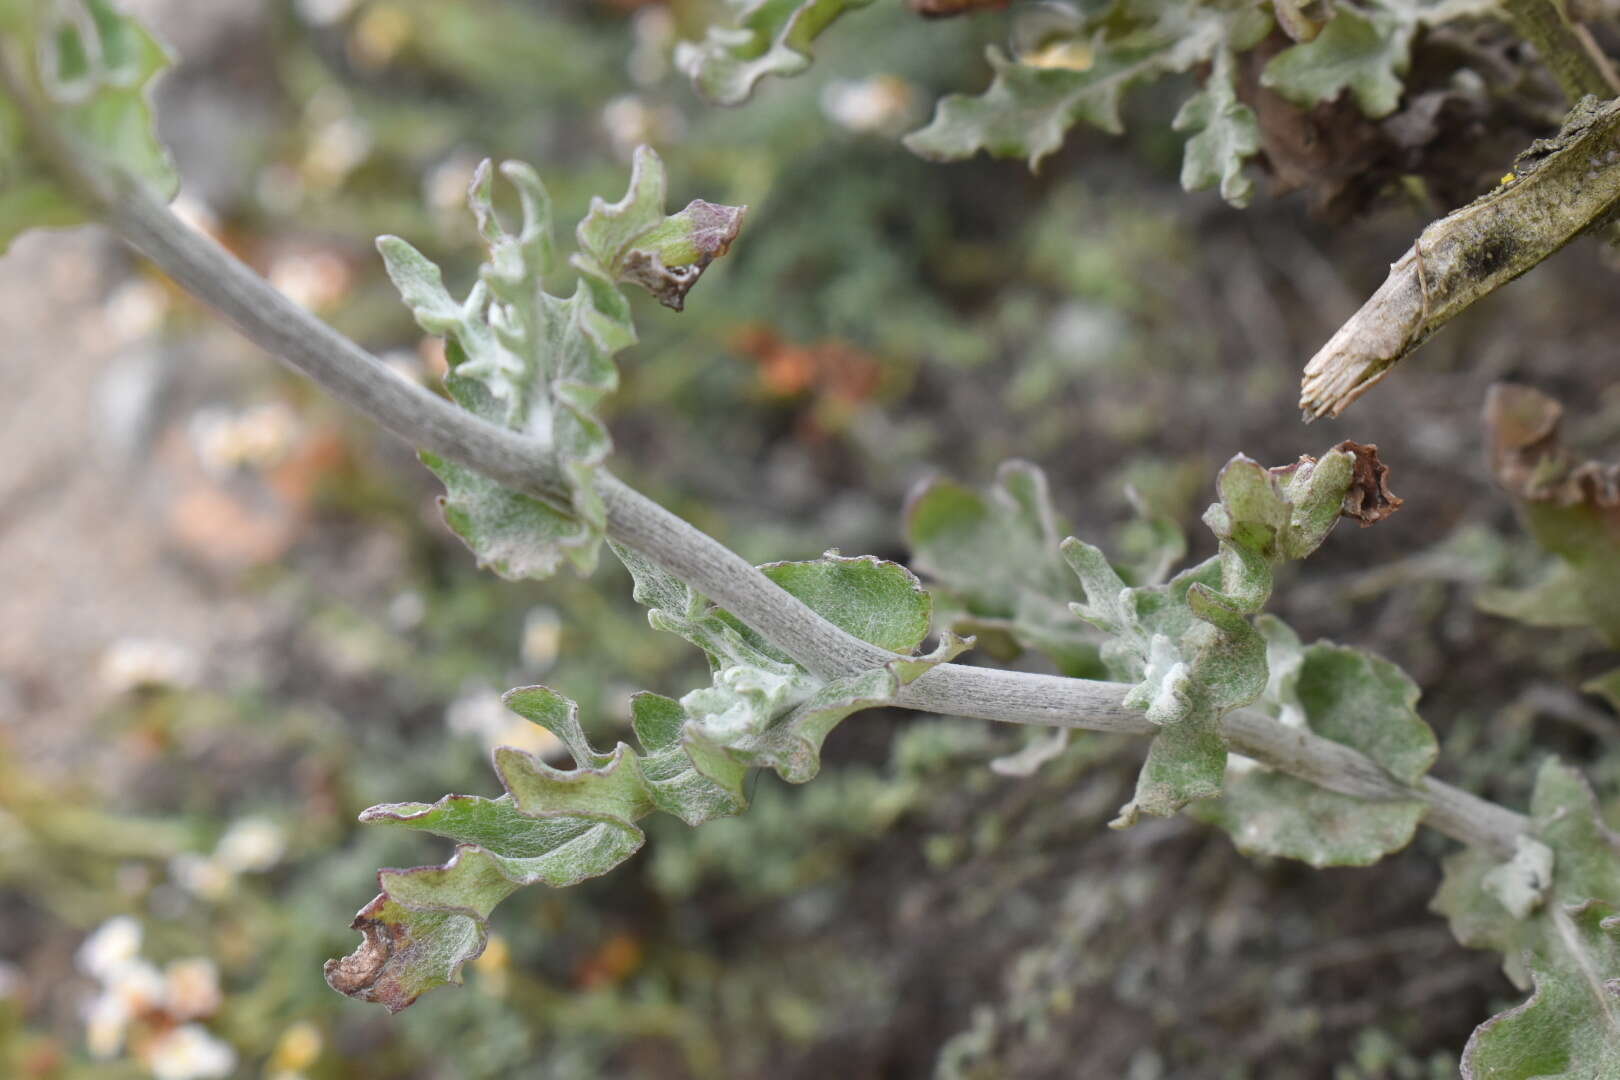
[1484, 383, 1620, 646]
[621, 199, 746, 312]
[1334, 441, 1405, 526]
[1485, 384, 1620, 515]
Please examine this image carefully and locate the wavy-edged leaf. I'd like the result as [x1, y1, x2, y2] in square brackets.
[1261, 6, 1412, 118]
[1064, 445, 1380, 826]
[903, 0, 1269, 172]
[381, 149, 744, 580]
[326, 683, 740, 1012]
[904, 43, 1163, 169]
[1173, 49, 1259, 207]
[330, 550, 969, 1010]
[1432, 759, 1620, 1078]
[1196, 617, 1437, 866]
[676, 0, 878, 106]
[904, 460, 1099, 676]
[0, 0, 178, 252]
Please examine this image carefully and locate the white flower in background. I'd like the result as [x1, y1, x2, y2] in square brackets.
[77, 918, 232, 1070]
[446, 686, 565, 760]
[601, 94, 685, 160]
[84, 987, 131, 1058]
[0, 961, 21, 1000]
[104, 278, 170, 344]
[294, 0, 358, 25]
[445, 686, 510, 743]
[424, 153, 482, 214]
[146, 1023, 237, 1080]
[214, 818, 286, 874]
[77, 916, 144, 981]
[387, 589, 426, 632]
[84, 959, 165, 1057]
[169, 817, 286, 900]
[301, 89, 373, 188]
[628, 7, 676, 86]
[189, 401, 301, 476]
[268, 249, 352, 312]
[820, 76, 918, 136]
[168, 852, 234, 902]
[98, 639, 202, 696]
[163, 958, 223, 1021]
[520, 606, 562, 673]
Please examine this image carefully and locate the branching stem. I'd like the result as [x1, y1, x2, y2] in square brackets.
[3, 54, 1528, 859]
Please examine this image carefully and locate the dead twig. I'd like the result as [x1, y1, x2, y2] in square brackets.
[1300, 96, 1620, 420]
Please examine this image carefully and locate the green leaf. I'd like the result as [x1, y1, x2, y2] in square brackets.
[1196, 617, 1437, 866]
[1261, 7, 1412, 118]
[619, 543, 970, 781]
[1432, 759, 1620, 1078]
[0, 0, 178, 252]
[904, 1, 1270, 170]
[331, 550, 969, 1010]
[327, 684, 745, 1012]
[381, 149, 744, 581]
[676, 0, 878, 106]
[1064, 446, 1367, 825]
[904, 461, 1099, 676]
[1173, 50, 1259, 207]
[904, 43, 1164, 169]
[1476, 562, 1596, 631]
[572, 146, 746, 312]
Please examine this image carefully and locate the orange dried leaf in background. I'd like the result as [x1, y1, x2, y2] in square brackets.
[574, 931, 643, 989]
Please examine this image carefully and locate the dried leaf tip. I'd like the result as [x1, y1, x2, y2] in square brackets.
[1485, 383, 1620, 514]
[1302, 97, 1620, 419]
[1335, 441, 1403, 526]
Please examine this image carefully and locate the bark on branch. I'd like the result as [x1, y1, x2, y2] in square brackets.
[1301, 95, 1620, 419]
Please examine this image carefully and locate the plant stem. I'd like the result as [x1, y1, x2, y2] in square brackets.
[1501, 0, 1620, 101]
[2, 57, 1528, 859]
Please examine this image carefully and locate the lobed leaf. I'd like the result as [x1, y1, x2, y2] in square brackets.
[1432, 759, 1620, 1078]
[1173, 50, 1259, 208]
[1261, 7, 1412, 118]
[903, 0, 1269, 203]
[676, 0, 878, 106]
[0, 0, 178, 252]
[329, 550, 967, 1010]
[1065, 445, 1386, 825]
[381, 149, 744, 581]
[1195, 616, 1437, 866]
[904, 460, 1100, 676]
[903, 43, 1164, 169]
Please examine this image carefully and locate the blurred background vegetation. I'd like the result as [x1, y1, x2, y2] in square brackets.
[3, 0, 1619, 1076]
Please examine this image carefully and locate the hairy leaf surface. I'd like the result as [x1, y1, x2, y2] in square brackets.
[1196, 616, 1436, 865]
[382, 149, 743, 580]
[677, 0, 878, 105]
[0, 0, 178, 251]
[1065, 446, 1369, 825]
[328, 550, 965, 1010]
[904, 460, 1100, 676]
[904, 0, 1269, 203]
[1432, 759, 1620, 1078]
